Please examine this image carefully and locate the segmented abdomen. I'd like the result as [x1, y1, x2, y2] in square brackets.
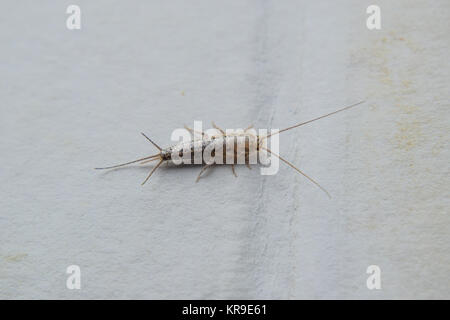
[163, 135, 259, 164]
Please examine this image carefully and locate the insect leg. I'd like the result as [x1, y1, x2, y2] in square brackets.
[195, 164, 214, 183]
[245, 151, 252, 170]
[211, 122, 226, 136]
[245, 124, 254, 132]
[231, 164, 238, 177]
[184, 125, 209, 140]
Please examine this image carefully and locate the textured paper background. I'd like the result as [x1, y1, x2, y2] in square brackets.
[1, 0, 449, 299]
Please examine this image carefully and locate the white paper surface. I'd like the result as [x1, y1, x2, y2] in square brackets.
[0, 0, 449, 299]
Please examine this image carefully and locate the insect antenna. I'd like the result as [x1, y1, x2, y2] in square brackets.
[260, 100, 365, 141]
[141, 159, 164, 185]
[260, 146, 331, 198]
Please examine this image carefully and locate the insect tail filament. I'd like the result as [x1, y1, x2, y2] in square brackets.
[141, 159, 164, 185]
[94, 154, 160, 170]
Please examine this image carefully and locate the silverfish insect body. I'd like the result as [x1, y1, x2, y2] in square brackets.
[95, 101, 365, 197]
